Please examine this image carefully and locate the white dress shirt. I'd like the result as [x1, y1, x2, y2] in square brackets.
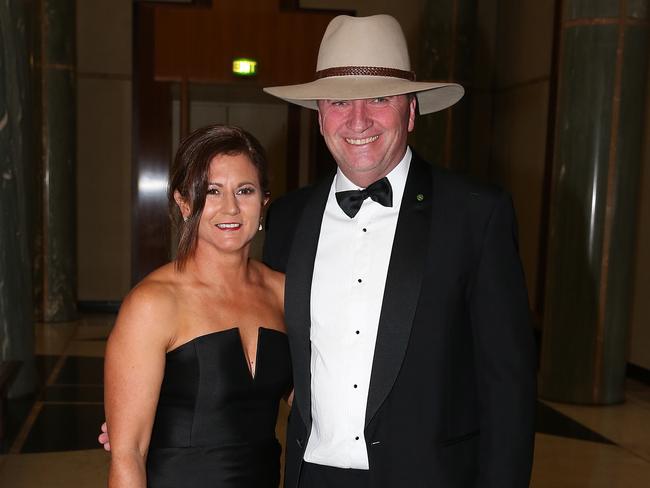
[303, 147, 412, 469]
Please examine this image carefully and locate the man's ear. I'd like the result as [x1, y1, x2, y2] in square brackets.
[317, 102, 325, 135]
[407, 95, 417, 132]
[173, 190, 191, 219]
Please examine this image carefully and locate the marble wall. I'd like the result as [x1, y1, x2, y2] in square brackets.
[629, 71, 650, 370]
[540, 0, 649, 403]
[0, 0, 37, 394]
[40, 0, 77, 321]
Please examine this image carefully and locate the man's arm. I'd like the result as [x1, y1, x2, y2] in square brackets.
[262, 201, 285, 271]
[262, 187, 311, 272]
[469, 191, 537, 487]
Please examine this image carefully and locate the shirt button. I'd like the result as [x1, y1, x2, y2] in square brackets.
[353, 384, 358, 388]
[355, 436, 360, 440]
[357, 278, 362, 283]
[362, 228, 367, 232]
[355, 330, 360, 334]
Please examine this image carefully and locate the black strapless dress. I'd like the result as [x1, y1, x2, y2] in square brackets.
[146, 327, 291, 488]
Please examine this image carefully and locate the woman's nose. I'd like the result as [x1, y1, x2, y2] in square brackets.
[222, 192, 240, 215]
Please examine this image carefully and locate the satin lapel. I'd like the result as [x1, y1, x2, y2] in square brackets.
[284, 175, 332, 430]
[365, 156, 433, 426]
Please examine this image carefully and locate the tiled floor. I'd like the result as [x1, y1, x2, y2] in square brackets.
[1, 315, 649, 487]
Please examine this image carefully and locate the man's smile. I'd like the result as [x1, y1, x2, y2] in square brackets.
[345, 135, 379, 145]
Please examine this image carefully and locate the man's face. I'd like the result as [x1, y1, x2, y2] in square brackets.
[317, 95, 416, 187]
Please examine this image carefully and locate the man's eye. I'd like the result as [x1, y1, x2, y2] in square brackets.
[371, 97, 389, 104]
[331, 100, 348, 107]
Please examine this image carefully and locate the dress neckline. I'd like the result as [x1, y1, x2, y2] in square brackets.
[166, 327, 287, 381]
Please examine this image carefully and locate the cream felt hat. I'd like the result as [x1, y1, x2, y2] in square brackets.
[263, 14, 464, 114]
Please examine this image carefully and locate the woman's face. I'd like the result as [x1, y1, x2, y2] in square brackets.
[182, 153, 267, 256]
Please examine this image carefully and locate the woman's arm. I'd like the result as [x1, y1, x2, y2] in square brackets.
[104, 282, 175, 488]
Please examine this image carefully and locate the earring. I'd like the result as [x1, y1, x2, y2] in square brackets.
[258, 222, 263, 231]
[183, 216, 188, 222]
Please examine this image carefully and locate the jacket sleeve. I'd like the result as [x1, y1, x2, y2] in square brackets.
[468, 190, 537, 487]
[262, 201, 285, 272]
[262, 186, 313, 273]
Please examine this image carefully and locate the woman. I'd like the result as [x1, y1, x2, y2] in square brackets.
[104, 125, 291, 487]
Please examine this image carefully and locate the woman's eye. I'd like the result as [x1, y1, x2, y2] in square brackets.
[207, 188, 219, 195]
[237, 187, 256, 195]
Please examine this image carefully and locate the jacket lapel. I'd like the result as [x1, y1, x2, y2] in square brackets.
[284, 175, 333, 430]
[365, 155, 433, 426]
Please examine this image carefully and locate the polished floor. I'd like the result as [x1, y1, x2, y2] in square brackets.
[0, 315, 649, 487]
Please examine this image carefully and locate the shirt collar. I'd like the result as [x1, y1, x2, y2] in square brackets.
[334, 146, 412, 197]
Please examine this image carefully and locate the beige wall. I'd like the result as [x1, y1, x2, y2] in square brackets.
[300, 0, 426, 58]
[76, 0, 132, 301]
[171, 97, 289, 260]
[75, 0, 427, 302]
[629, 71, 650, 370]
[74, 0, 650, 373]
[488, 0, 556, 314]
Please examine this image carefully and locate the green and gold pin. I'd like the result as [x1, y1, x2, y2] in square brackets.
[416, 194, 424, 202]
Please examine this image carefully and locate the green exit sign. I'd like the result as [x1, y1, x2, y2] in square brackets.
[232, 58, 258, 76]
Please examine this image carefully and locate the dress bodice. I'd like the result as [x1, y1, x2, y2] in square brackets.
[146, 327, 292, 488]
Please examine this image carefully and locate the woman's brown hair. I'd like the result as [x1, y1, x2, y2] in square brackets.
[168, 124, 269, 270]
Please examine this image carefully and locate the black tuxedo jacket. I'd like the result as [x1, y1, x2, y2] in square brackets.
[263, 154, 537, 488]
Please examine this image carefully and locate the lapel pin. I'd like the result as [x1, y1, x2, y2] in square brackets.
[416, 194, 424, 202]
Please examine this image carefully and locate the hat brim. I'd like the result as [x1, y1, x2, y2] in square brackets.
[263, 77, 464, 114]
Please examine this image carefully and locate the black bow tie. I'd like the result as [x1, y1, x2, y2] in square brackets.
[335, 177, 393, 218]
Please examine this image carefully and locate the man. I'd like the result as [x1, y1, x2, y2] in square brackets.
[261, 14, 536, 488]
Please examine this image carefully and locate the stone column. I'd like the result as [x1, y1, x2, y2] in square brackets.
[540, 0, 649, 404]
[415, 0, 477, 170]
[38, 0, 77, 322]
[0, 0, 38, 395]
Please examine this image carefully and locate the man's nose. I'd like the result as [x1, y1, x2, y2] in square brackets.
[347, 100, 372, 132]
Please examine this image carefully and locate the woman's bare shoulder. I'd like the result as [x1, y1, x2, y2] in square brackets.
[112, 263, 182, 344]
[125, 264, 178, 307]
[252, 260, 285, 305]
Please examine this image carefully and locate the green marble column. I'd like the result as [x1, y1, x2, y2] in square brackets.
[0, 0, 38, 395]
[414, 0, 476, 169]
[540, 0, 649, 404]
[39, 0, 77, 322]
